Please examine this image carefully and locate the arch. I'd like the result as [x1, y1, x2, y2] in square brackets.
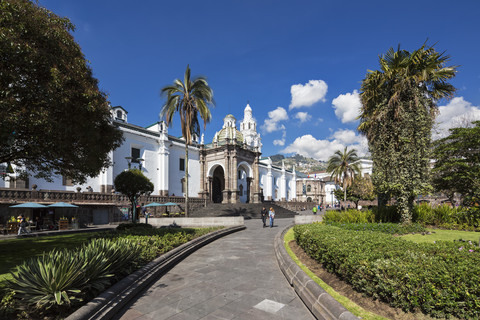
[207, 162, 226, 177]
[237, 161, 253, 178]
[212, 166, 225, 203]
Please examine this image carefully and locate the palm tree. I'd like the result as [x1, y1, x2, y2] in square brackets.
[326, 147, 360, 205]
[358, 44, 457, 223]
[359, 44, 457, 140]
[160, 65, 214, 216]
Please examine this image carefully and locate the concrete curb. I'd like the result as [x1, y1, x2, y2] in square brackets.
[66, 225, 246, 320]
[274, 225, 358, 320]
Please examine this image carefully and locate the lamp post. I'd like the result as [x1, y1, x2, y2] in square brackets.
[125, 157, 133, 169]
[331, 190, 334, 208]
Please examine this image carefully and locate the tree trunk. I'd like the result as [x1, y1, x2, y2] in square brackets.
[185, 143, 189, 217]
[131, 197, 136, 223]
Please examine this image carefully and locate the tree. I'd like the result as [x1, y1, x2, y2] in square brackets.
[432, 121, 480, 206]
[114, 169, 154, 223]
[326, 147, 360, 204]
[346, 174, 376, 208]
[0, 0, 123, 183]
[160, 65, 214, 216]
[359, 44, 456, 223]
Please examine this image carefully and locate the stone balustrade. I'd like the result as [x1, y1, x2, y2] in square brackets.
[0, 188, 206, 210]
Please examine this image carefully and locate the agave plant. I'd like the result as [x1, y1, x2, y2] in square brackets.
[9, 249, 85, 309]
[8, 238, 143, 310]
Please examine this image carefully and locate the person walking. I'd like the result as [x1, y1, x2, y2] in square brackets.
[268, 207, 275, 228]
[261, 207, 267, 228]
[312, 205, 317, 215]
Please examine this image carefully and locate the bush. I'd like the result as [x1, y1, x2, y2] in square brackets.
[116, 222, 153, 231]
[323, 209, 375, 224]
[413, 204, 480, 229]
[325, 222, 425, 235]
[294, 224, 480, 319]
[412, 202, 434, 225]
[371, 205, 401, 223]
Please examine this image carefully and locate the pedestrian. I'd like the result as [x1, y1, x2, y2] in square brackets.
[312, 205, 317, 215]
[268, 207, 275, 228]
[261, 207, 267, 228]
[17, 215, 30, 236]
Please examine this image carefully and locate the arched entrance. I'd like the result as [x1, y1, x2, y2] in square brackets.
[212, 166, 225, 203]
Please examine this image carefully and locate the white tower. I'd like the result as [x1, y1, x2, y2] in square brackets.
[240, 104, 262, 151]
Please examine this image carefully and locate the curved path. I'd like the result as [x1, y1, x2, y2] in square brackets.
[113, 218, 314, 320]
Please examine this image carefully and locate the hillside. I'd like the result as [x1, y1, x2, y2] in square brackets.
[269, 153, 326, 173]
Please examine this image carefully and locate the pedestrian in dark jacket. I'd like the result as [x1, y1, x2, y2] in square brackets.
[261, 207, 267, 228]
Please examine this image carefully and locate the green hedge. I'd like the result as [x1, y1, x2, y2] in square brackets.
[294, 224, 480, 319]
[323, 209, 375, 223]
[324, 222, 425, 235]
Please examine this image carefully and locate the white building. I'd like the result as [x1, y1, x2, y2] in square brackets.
[1, 104, 297, 203]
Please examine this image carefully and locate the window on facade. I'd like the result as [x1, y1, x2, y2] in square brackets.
[116, 110, 122, 119]
[307, 185, 311, 192]
[131, 147, 140, 163]
[62, 175, 73, 186]
[179, 158, 185, 171]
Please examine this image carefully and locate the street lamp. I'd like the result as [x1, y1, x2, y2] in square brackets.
[125, 157, 133, 169]
[137, 158, 144, 170]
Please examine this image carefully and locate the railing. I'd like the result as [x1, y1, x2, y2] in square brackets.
[0, 188, 207, 210]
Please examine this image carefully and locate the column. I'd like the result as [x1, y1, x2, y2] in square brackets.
[231, 149, 238, 203]
[158, 143, 169, 196]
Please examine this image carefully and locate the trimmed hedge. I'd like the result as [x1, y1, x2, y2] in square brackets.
[324, 222, 425, 235]
[294, 224, 480, 319]
[323, 209, 375, 224]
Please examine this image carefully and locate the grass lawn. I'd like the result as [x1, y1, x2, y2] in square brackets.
[0, 233, 99, 284]
[401, 228, 480, 244]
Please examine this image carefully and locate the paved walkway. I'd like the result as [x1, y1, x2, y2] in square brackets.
[113, 218, 315, 320]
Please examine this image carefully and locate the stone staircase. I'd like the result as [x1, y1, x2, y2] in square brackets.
[190, 202, 298, 219]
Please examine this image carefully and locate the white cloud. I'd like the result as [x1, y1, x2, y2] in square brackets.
[273, 131, 287, 146]
[261, 107, 288, 133]
[332, 90, 362, 123]
[289, 80, 328, 110]
[332, 129, 364, 145]
[434, 97, 480, 139]
[281, 130, 368, 161]
[295, 112, 312, 123]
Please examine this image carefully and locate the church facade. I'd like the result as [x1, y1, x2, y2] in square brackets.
[1, 104, 298, 203]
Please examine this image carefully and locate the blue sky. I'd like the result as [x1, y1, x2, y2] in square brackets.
[40, 0, 480, 161]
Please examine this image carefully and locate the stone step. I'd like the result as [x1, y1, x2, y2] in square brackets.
[190, 202, 298, 219]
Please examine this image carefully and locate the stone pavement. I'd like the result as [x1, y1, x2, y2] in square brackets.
[113, 218, 315, 320]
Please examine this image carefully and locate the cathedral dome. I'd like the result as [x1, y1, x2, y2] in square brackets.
[213, 114, 244, 144]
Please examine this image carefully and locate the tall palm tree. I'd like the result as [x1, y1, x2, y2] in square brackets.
[160, 65, 214, 216]
[358, 44, 457, 223]
[326, 147, 360, 204]
[359, 45, 457, 140]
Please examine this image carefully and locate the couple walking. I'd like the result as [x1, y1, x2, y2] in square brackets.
[261, 207, 275, 228]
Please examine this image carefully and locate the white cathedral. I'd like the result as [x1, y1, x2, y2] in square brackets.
[1, 104, 297, 203]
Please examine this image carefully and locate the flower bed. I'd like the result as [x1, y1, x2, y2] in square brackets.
[294, 223, 480, 319]
[1, 223, 220, 318]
